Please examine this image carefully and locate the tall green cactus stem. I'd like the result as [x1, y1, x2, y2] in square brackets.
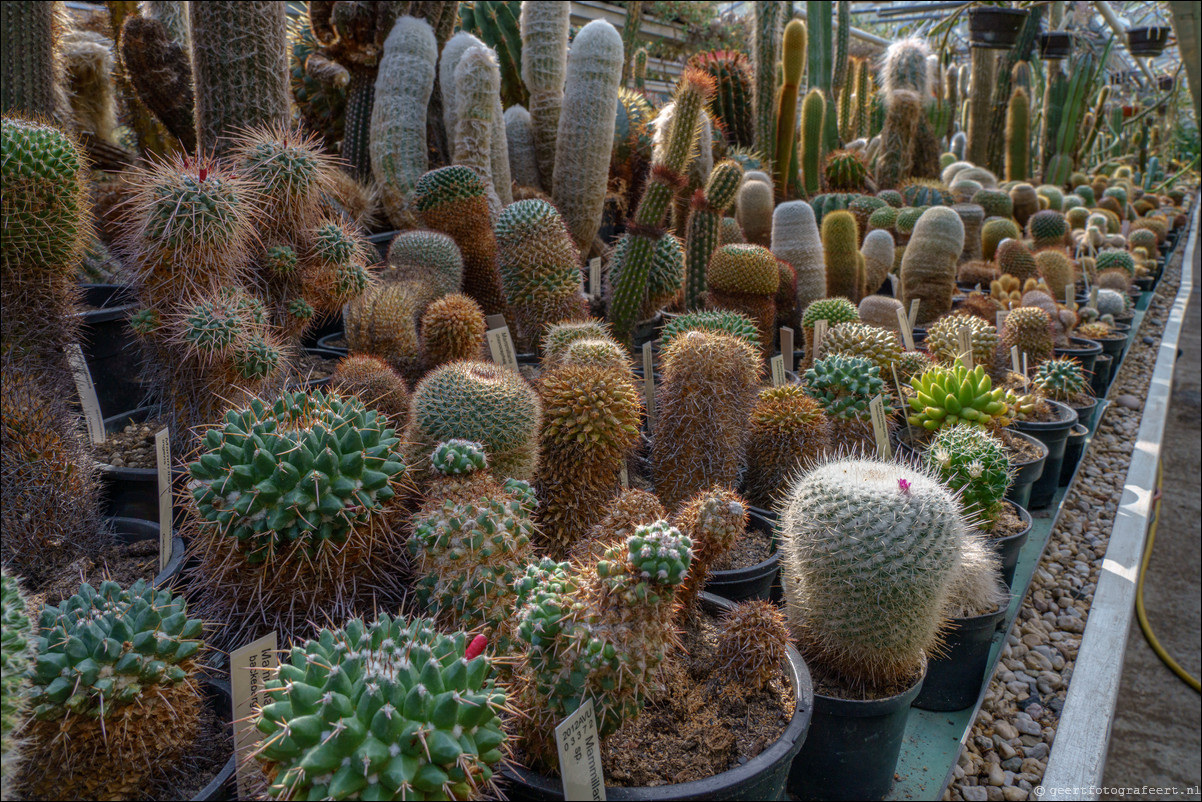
[690, 50, 754, 148]
[874, 89, 922, 190]
[686, 159, 744, 309]
[0, 2, 58, 118]
[832, 1, 851, 109]
[287, 10, 346, 151]
[966, 47, 995, 167]
[0, 570, 31, 798]
[806, 0, 837, 153]
[505, 103, 541, 188]
[552, 19, 623, 253]
[495, 199, 587, 351]
[822, 210, 861, 302]
[608, 68, 712, 345]
[619, 0, 644, 87]
[370, 15, 436, 230]
[1005, 85, 1030, 182]
[774, 19, 806, 191]
[752, 2, 784, 166]
[454, 45, 505, 219]
[773, 200, 826, 317]
[855, 56, 870, 140]
[520, 0, 570, 190]
[189, 1, 288, 156]
[800, 88, 826, 197]
[984, 5, 1042, 176]
[780, 456, 968, 692]
[461, 0, 525, 109]
[900, 206, 964, 325]
[653, 331, 762, 510]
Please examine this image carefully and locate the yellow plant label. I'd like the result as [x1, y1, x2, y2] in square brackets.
[66, 343, 105, 445]
[155, 428, 172, 574]
[556, 699, 606, 801]
[232, 632, 278, 800]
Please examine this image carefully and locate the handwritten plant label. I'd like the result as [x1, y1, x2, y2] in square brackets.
[589, 257, 602, 300]
[66, 343, 105, 445]
[869, 394, 892, 460]
[780, 326, 794, 373]
[996, 310, 1009, 331]
[556, 699, 606, 801]
[896, 307, 916, 351]
[642, 342, 655, 432]
[956, 326, 974, 370]
[908, 298, 921, 330]
[232, 632, 279, 800]
[770, 354, 786, 386]
[813, 319, 829, 354]
[486, 321, 519, 370]
[155, 428, 172, 574]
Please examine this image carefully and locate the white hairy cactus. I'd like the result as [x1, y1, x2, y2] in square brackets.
[772, 200, 825, 316]
[454, 44, 504, 220]
[736, 178, 774, 246]
[439, 31, 485, 156]
[504, 104, 541, 189]
[521, 0, 570, 190]
[860, 228, 895, 298]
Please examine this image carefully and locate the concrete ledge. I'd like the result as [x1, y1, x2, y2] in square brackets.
[1037, 196, 1199, 801]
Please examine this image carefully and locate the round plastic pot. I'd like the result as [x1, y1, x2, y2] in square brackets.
[1054, 337, 1102, 379]
[968, 6, 1029, 48]
[1038, 31, 1073, 59]
[316, 332, 348, 355]
[99, 407, 186, 523]
[1126, 26, 1171, 56]
[913, 600, 1009, 712]
[1092, 334, 1126, 362]
[1089, 353, 1114, 397]
[1002, 429, 1048, 512]
[992, 501, 1033, 590]
[1012, 400, 1077, 509]
[1067, 396, 1100, 433]
[108, 516, 185, 588]
[195, 678, 236, 801]
[705, 509, 779, 602]
[501, 593, 813, 801]
[79, 284, 142, 418]
[1059, 423, 1090, 485]
[787, 664, 926, 800]
[299, 311, 344, 349]
[1134, 275, 1155, 293]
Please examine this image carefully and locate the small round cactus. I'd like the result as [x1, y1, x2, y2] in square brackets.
[804, 354, 895, 424]
[420, 293, 487, 371]
[908, 364, 1010, 432]
[1032, 356, 1092, 404]
[1027, 209, 1069, 250]
[715, 600, 790, 690]
[660, 309, 761, 352]
[925, 314, 1000, 369]
[925, 424, 1012, 529]
[1001, 305, 1055, 365]
[815, 322, 903, 377]
[744, 385, 833, 509]
[331, 354, 411, 423]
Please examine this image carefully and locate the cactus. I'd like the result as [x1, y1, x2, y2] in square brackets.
[660, 309, 760, 353]
[553, 19, 623, 253]
[858, 295, 904, 333]
[971, 190, 1013, 220]
[287, 9, 346, 150]
[19, 580, 204, 800]
[1035, 249, 1075, 302]
[345, 279, 426, 380]
[800, 297, 859, 369]
[803, 354, 895, 447]
[706, 244, 779, 357]
[823, 148, 869, 192]
[926, 313, 1000, 369]
[953, 203, 985, 264]
[945, 532, 1008, 619]
[1028, 209, 1069, 250]
[908, 363, 1010, 432]
[820, 210, 860, 302]
[515, 521, 691, 768]
[874, 89, 923, 190]
[736, 176, 775, 246]
[461, 0, 525, 108]
[370, 15, 436, 229]
[775, 19, 806, 191]
[537, 360, 642, 556]
[925, 423, 1011, 530]
[672, 486, 748, 614]
[781, 456, 968, 691]
[900, 206, 964, 325]
[860, 228, 894, 298]
[331, 354, 410, 425]
[652, 331, 762, 510]
[119, 14, 196, 151]
[190, 1, 288, 156]
[184, 391, 409, 645]
[414, 165, 508, 316]
[772, 201, 826, 318]
[541, 319, 617, 364]
[799, 88, 826, 197]
[521, 0, 570, 190]
[0, 570, 31, 798]
[1005, 85, 1029, 181]
[253, 614, 509, 800]
[716, 600, 791, 691]
[995, 238, 1039, 285]
[408, 361, 541, 484]
[685, 159, 744, 309]
[751, 2, 784, 165]
[982, 217, 1020, 262]
[1032, 356, 1091, 404]
[690, 50, 754, 149]
[1, 2, 60, 120]
[453, 45, 506, 219]
[744, 385, 833, 509]
[420, 293, 487, 371]
[505, 103, 541, 188]
[816, 322, 903, 377]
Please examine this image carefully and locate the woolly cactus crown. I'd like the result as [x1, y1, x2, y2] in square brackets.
[925, 424, 1011, 528]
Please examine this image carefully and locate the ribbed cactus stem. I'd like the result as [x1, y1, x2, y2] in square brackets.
[189, 0, 289, 157]
[552, 19, 623, 252]
[686, 160, 744, 309]
[521, 0, 570, 191]
[370, 16, 436, 229]
[800, 88, 826, 196]
[0, 1, 58, 118]
[855, 56, 869, 140]
[619, 0, 644, 86]
[1005, 85, 1029, 182]
[633, 46, 647, 92]
[774, 19, 806, 190]
[752, 1, 784, 166]
[504, 103, 541, 188]
[454, 45, 505, 220]
[772, 200, 826, 316]
[140, 0, 191, 49]
[822, 210, 861, 302]
[965, 47, 994, 167]
[440, 31, 485, 164]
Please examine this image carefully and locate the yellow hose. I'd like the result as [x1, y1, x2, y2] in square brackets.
[1135, 459, 1202, 693]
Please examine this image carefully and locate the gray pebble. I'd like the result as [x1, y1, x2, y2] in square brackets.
[1025, 742, 1049, 760]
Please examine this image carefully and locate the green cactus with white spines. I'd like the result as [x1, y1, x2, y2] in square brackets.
[1027, 209, 1069, 250]
[686, 159, 745, 309]
[252, 614, 509, 801]
[774, 18, 806, 191]
[1095, 248, 1136, 278]
[803, 355, 896, 435]
[1032, 356, 1091, 404]
[20, 580, 205, 800]
[925, 424, 1011, 530]
[1, 570, 31, 798]
[1001, 305, 1055, 365]
[925, 314, 1000, 369]
[800, 88, 826, 197]
[690, 50, 754, 149]
[515, 520, 693, 769]
[908, 363, 1010, 432]
[800, 296, 860, 368]
[780, 456, 969, 691]
[660, 309, 761, 352]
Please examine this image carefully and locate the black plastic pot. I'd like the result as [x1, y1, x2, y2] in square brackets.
[1067, 396, 1100, 433]
[1092, 333, 1127, 363]
[195, 679, 237, 801]
[108, 516, 185, 588]
[1126, 26, 1171, 56]
[788, 664, 925, 800]
[1038, 31, 1073, 59]
[501, 593, 814, 801]
[1002, 429, 1048, 511]
[300, 311, 345, 349]
[705, 509, 779, 602]
[992, 501, 1033, 590]
[968, 7, 1030, 48]
[1089, 353, 1114, 397]
[1054, 337, 1102, 380]
[99, 407, 187, 523]
[1059, 423, 1090, 485]
[1011, 400, 1077, 509]
[79, 284, 143, 418]
[1134, 275, 1155, 293]
[368, 230, 397, 262]
[914, 599, 1009, 712]
[316, 332, 349, 355]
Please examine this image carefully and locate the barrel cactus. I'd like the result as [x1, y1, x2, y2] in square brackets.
[925, 424, 1011, 530]
[706, 244, 779, 357]
[660, 309, 761, 353]
[1032, 356, 1092, 405]
[744, 385, 833, 509]
[1, 570, 32, 798]
[815, 322, 903, 377]
[925, 314, 999, 369]
[715, 600, 791, 691]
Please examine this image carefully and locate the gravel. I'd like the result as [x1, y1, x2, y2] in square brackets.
[944, 247, 1185, 802]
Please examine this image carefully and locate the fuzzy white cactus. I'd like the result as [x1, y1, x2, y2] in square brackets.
[520, 1, 570, 190]
[504, 104, 541, 189]
[454, 44, 505, 219]
[772, 200, 826, 317]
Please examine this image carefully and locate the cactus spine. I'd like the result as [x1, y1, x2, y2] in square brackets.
[189, 1, 289, 156]
[454, 45, 505, 220]
[371, 15, 436, 229]
[775, 19, 806, 191]
[966, 47, 995, 167]
[822, 210, 861, 302]
[505, 103, 541, 188]
[119, 14, 197, 151]
[685, 159, 744, 309]
[0, 570, 31, 798]
[800, 88, 826, 196]
[552, 19, 623, 253]
[520, 1, 570, 190]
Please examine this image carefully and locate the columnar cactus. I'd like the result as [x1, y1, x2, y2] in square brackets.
[521, 0, 570, 190]
[371, 15, 436, 229]
[822, 210, 862, 302]
[495, 199, 588, 351]
[653, 331, 762, 510]
[453, 44, 507, 219]
[686, 159, 744, 309]
[744, 385, 833, 509]
[553, 19, 623, 252]
[672, 486, 748, 613]
[706, 244, 780, 358]
[737, 175, 775, 246]
[751, 2, 784, 163]
[908, 363, 1010, 432]
[184, 391, 409, 646]
[0, 2, 59, 118]
[505, 103, 541, 188]
[420, 293, 487, 371]
[925, 424, 1012, 530]
[253, 614, 509, 800]
[800, 88, 826, 196]
[772, 201, 826, 318]
[860, 228, 895, 298]
[120, 14, 197, 151]
[1, 570, 31, 798]
[690, 50, 754, 149]
[780, 456, 969, 691]
[900, 206, 964, 325]
[19, 580, 205, 800]
[775, 19, 806, 190]
[1005, 85, 1029, 181]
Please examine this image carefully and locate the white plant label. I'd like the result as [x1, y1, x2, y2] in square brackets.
[66, 343, 105, 445]
[869, 394, 892, 460]
[155, 428, 172, 574]
[232, 632, 278, 800]
[1065, 284, 1076, 310]
[1022, 352, 1029, 381]
[619, 461, 629, 488]
[891, 363, 916, 446]
[957, 327, 974, 370]
[813, 319, 829, 353]
[486, 324, 519, 371]
[1011, 345, 1022, 375]
[642, 342, 655, 432]
[896, 307, 916, 351]
[485, 314, 507, 330]
[589, 257, 602, 300]
[555, 699, 606, 801]
[908, 298, 921, 330]
[996, 310, 1009, 330]
[1090, 286, 1099, 307]
[780, 326, 794, 373]
[770, 354, 786, 386]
